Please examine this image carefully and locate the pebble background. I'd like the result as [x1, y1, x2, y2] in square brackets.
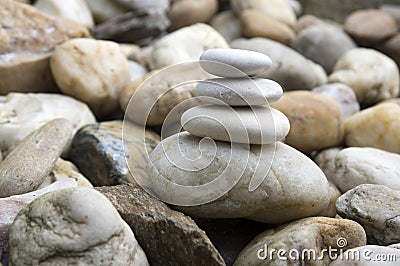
[1, 0, 400, 265]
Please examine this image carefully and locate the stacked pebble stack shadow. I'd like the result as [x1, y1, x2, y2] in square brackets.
[181, 48, 290, 150]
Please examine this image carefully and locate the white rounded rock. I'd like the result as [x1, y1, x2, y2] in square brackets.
[181, 105, 290, 144]
[199, 48, 272, 78]
[196, 78, 283, 105]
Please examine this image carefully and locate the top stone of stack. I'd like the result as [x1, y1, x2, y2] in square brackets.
[199, 48, 272, 78]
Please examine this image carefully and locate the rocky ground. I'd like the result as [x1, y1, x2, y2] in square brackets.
[1, 0, 400, 265]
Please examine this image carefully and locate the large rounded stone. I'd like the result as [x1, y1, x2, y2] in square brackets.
[329, 48, 400, 107]
[332, 147, 400, 192]
[292, 24, 356, 73]
[8, 187, 148, 265]
[233, 217, 366, 265]
[149, 132, 330, 224]
[336, 184, 400, 245]
[150, 23, 229, 70]
[231, 38, 327, 90]
[271, 91, 344, 153]
[344, 103, 400, 153]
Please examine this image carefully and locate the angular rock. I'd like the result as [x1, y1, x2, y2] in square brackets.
[233, 217, 366, 265]
[70, 121, 160, 186]
[241, 9, 295, 46]
[314, 147, 342, 182]
[97, 185, 225, 266]
[34, 0, 94, 28]
[331, 245, 400, 265]
[271, 91, 344, 153]
[231, 38, 327, 90]
[0, 0, 89, 94]
[0, 179, 78, 265]
[329, 48, 400, 107]
[292, 24, 356, 73]
[312, 83, 360, 119]
[0, 93, 96, 155]
[168, 0, 218, 31]
[344, 103, 400, 153]
[0, 119, 72, 197]
[344, 9, 398, 45]
[210, 11, 242, 42]
[332, 147, 400, 192]
[92, 10, 170, 46]
[9, 187, 148, 265]
[150, 23, 229, 70]
[336, 184, 400, 245]
[149, 132, 330, 224]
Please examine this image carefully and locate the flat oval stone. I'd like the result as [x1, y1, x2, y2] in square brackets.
[196, 78, 283, 106]
[181, 105, 290, 144]
[199, 48, 272, 78]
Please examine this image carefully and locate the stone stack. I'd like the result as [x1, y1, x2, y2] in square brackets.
[182, 48, 290, 147]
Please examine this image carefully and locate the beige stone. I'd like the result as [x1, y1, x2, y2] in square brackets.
[0, 0, 89, 95]
[329, 48, 400, 107]
[231, 0, 297, 27]
[241, 9, 295, 46]
[50, 38, 131, 118]
[86, 0, 128, 23]
[168, 0, 218, 31]
[344, 103, 400, 153]
[233, 217, 366, 265]
[318, 182, 341, 217]
[271, 91, 344, 153]
[344, 9, 398, 45]
[314, 147, 342, 182]
[210, 11, 242, 42]
[150, 23, 229, 70]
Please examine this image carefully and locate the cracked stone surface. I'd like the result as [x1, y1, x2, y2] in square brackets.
[97, 184, 225, 266]
[336, 184, 400, 245]
[8, 187, 148, 266]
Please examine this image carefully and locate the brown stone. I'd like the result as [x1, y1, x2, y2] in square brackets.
[97, 185, 226, 266]
[168, 0, 219, 31]
[0, 0, 89, 94]
[344, 9, 398, 45]
[241, 9, 295, 46]
[271, 91, 344, 153]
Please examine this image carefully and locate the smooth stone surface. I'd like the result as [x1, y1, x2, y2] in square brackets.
[381, 4, 400, 27]
[128, 60, 148, 82]
[231, 38, 328, 90]
[314, 147, 342, 183]
[0, 93, 96, 155]
[86, 0, 129, 23]
[195, 78, 283, 106]
[0, 179, 78, 265]
[39, 158, 93, 189]
[34, 0, 94, 28]
[114, 0, 170, 11]
[149, 133, 330, 224]
[312, 83, 360, 119]
[0, 119, 72, 198]
[97, 185, 225, 266]
[168, 0, 218, 31]
[121, 63, 212, 127]
[210, 11, 242, 42]
[271, 91, 344, 153]
[200, 48, 272, 78]
[294, 14, 326, 33]
[336, 184, 400, 245]
[240, 9, 295, 46]
[376, 33, 400, 68]
[318, 182, 342, 218]
[0, 0, 89, 95]
[344, 9, 398, 45]
[329, 48, 400, 107]
[285, 0, 302, 16]
[231, 0, 297, 27]
[9, 187, 148, 265]
[70, 121, 160, 186]
[332, 147, 400, 192]
[51, 38, 131, 118]
[150, 23, 229, 70]
[292, 24, 356, 73]
[331, 245, 400, 265]
[233, 217, 366, 265]
[344, 103, 400, 153]
[181, 105, 290, 144]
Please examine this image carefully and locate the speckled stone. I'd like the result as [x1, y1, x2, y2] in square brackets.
[97, 185, 225, 266]
[70, 120, 160, 186]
